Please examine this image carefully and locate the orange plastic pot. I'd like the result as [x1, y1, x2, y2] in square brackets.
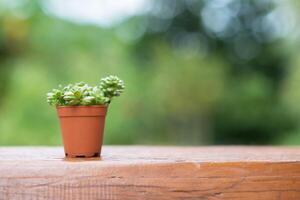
[56, 105, 108, 158]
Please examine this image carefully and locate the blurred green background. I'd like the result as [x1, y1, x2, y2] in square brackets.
[1, 0, 300, 145]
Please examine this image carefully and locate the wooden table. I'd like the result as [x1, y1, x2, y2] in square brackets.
[1, 146, 300, 200]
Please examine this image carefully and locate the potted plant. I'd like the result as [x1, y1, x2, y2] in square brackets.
[47, 76, 125, 158]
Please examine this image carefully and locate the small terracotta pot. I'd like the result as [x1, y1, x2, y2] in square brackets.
[56, 105, 108, 158]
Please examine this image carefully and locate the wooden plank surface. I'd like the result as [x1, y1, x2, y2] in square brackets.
[1, 146, 300, 200]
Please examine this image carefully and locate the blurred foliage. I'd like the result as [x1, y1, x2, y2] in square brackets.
[0, 0, 300, 145]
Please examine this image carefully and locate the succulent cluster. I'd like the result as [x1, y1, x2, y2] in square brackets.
[100, 76, 125, 99]
[47, 76, 125, 106]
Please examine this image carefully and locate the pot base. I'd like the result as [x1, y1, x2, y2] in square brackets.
[65, 152, 100, 158]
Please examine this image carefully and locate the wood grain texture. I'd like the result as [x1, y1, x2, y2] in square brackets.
[0, 146, 300, 200]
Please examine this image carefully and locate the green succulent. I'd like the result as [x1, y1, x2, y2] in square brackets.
[100, 75, 125, 100]
[47, 76, 124, 106]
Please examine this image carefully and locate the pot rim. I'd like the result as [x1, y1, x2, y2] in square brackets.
[57, 105, 108, 108]
[56, 105, 108, 117]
